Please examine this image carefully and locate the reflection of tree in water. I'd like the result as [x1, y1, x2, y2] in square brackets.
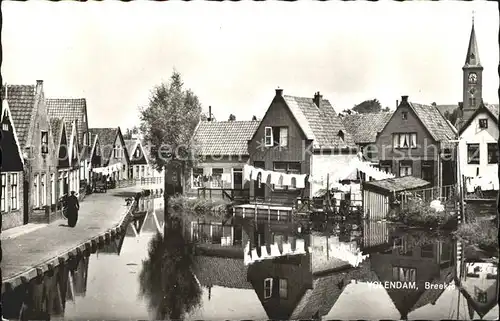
[138, 218, 202, 320]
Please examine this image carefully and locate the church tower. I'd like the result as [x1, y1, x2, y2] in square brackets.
[462, 17, 483, 122]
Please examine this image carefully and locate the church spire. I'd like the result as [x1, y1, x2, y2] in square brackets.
[464, 15, 481, 67]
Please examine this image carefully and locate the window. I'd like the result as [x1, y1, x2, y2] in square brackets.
[264, 127, 273, 147]
[135, 166, 140, 178]
[476, 290, 487, 303]
[192, 168, 203, 188]
[364, 144, 378, 162]
[114, 145, 123, 159]
[421, 160, 434, 184]
[1, 173, 6, 212]
[402, 111, 408, 120]
[141, 165, 145, 178]
[51, 174, 56, 205]
[2, 123, 8, 131]
[10, 173, 19, 210]
[467, 144, 480, 164]
[399, 160, 413, 177]
[273, 162, 301, 190]
[264, 278, 273, 299]
[278, 127, 288, 147]
[279, 279, 288, 299]
[380, 160, 392, 174]
[393, 133, 417, 149]
[469, 97, 476, 108]
[95, 143, 100, 156]
[211, 168, 223, 188]
[337, 130, 344, 142]
[34, 174, 40, 208]
[41, 174, 46, 206]
[487, 143, 498, 164]
[83, 133, 88, 146]
[479, 118, 488, 129]
[392, 267, 416, 282]
[41, 131, 49, 154]
[420, 244, 434, 258]
[135, 148, 141, 158]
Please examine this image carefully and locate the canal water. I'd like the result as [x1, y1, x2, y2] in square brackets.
[2, 202, 498, 320]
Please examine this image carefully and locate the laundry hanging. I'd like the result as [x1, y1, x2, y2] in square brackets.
[270, 171, 282, 185]
[295, 174, 307, 189]
[243, 164, 252, 182]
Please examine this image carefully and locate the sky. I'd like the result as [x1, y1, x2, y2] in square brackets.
[2, 1, 499, 129]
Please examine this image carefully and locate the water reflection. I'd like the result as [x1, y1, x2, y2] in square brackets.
[2, 198, 498, 320]
[138, 217, 202, 320]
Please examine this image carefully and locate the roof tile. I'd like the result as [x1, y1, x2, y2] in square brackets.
[1, 85, 37, 148]
[193, 256, 252, 289]
[283, 95, 357, 149]
[46, 98, 88, 145]
[409, 102, 457, 148]
[88, 127, 118, 160]
[192, 120, 259, 156]
[341, 112, 392, 144]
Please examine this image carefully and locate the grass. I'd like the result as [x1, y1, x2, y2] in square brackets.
[168, 195, 232, 220]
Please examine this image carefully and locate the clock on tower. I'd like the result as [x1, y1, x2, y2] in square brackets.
[468, 72, 477, 84]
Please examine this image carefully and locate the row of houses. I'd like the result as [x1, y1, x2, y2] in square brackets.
[1, 81, 160, 231]
[187, 21, 498, 209]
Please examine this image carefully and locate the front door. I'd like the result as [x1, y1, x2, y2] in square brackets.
[421, 161, 434, 185]
[253, 161, 265, 200]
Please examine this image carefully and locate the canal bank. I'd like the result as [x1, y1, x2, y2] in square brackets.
[1, 185, 162, 293]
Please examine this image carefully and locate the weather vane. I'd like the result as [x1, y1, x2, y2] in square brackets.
[472, 10, 475, 24]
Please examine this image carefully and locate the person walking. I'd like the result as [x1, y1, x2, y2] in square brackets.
[67, 191, 80, 227]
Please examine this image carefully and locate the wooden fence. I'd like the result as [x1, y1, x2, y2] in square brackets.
[399, 184, 457, 208]
[196, 187, 250, 203]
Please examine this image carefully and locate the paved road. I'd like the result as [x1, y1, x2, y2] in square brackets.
[1, 185, 161, 282]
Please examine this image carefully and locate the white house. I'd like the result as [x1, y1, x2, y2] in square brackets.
[458, 103, 499, 187]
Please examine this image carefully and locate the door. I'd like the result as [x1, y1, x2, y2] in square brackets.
[253, 161, 265, 199]
[421, 161, 434, 185]
[23, 179, 29, 224]
[233, 169, 243, 199]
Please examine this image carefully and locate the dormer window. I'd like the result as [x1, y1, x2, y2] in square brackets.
[479, 118, 488, 129]
[337, 130, 344, 141]
[41, 131, 49, 154]
[2, 123, 8, 131]
[114, 145, 123, 159]
[135, 148, 141, 158]
[402, 112, 408, 120]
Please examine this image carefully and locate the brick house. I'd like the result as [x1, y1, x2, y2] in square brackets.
[375, 95, 457, 187]
[341, 112, 392, 163]
[1, 92, 25, 230]
[247, 89, 358, 205]
[2, 81, 58, 225]
[66, 120, 82, 194]
[46, 98, 91, 189]
[190, 120, 260, 193]
[88, 127, 130, 180]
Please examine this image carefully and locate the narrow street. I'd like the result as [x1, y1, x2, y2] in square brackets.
[1, 185, 161, 284]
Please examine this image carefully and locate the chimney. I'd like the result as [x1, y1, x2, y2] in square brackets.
[36, 80, 44, 94]
[208, 106, 212, 122]
[401, 95, 408, 103]
[275, 88, 283, 97]
[396, 100, 399, 108]
[313, 91, 322, 108]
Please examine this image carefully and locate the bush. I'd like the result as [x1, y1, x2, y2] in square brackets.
[390, 195, 457, 229]
[168, 195, 231, 220]
[454, 219, 499, 253]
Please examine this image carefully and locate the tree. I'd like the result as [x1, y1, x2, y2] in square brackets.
[382, 107, 391, 112]
[228, 114, 236, 121]
[139, 71, 202, 171]
[443, 108, 459, 125]
[352, 99, 382, 114]
[251, 115, 258, 121]
[123, 126, 140, 140]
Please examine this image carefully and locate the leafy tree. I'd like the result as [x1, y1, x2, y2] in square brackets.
[228, 114, 236, 121]
[443, 108, 459, 125]
[382, 107, 391, 112]
[123, 126, 140, 140]
[352, 99, 382, 114]
[139, 70, 202, 171]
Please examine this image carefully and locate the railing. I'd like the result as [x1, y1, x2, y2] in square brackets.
[399, 184, 457, 208]
[196, 187, 250, 203]
[136, 177, 163, 185]
[294, 196, 362, 214]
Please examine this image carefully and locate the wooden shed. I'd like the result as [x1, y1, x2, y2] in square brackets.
[362, 176, 431, 220]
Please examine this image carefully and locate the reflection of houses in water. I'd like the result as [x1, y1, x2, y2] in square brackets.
[455, 241, 499, 320]
[369, 230, 455, 320]
[362, 220, 391, 253]
[246, 243, 378, 320]
[125, 202, 165, 238]
[98, 229, 128, 255]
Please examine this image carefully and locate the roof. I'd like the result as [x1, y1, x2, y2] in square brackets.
[435, 104, 459, 116]
[464, 23, 481, 67]
[363, 176, 431, 193]
[124, 139, 138, 156]
[341, 112, 392, 144]
[88, 127, 118, 160]
[409, 266, 454, 312]
[1, 85, 37, 148]
[192, 120, 260, 156]
[50, 117, 65, 147]
[283, 95, 357, 150]
[458, 103, 500, 135]
[192, 256, 252, 289]
[46, 98, 88, 145]
[408, 102, 457, 148]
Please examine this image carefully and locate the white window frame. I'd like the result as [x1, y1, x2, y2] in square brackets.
[2, 123, 8, 131]
[264, 278, 273, 299]
[10, 173, 19, 210]
[264, 127, 273, 147]
[1, 173, 6, 212]
[279, 279, 288, 299]
[393, 133, 417, 149]
[51, 174, 56, 205]
[399, 161, 412, 177]
[34, 174, 40, 208]
[211, 168, 223, 188]
[41, 173, 46, 206]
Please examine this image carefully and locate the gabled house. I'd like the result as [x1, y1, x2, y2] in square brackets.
[1, 81, 58, 225]
[89, 133, 102, 172]
[124, 137, 151, 180]
[341, 112, 392, 163]
[46, 98, 91, 189]
[67, 120, 82, 194]
[247, 89, 357, 206]
[190, 120, 259, 192]
[1, 91, 25, 230]
[375, 95, 457, 187]
[50, 117, 71, 202]
[457, 103, 499, 184]
[88, 127, 130, 181]
[369, 230, 454, 320]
